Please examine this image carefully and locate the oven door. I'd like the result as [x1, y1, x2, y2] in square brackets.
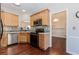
[30, 33, 38, 48]
[0, 18, 3, 40]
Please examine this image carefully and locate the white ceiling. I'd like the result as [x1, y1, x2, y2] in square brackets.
[1, 3, 53, 15]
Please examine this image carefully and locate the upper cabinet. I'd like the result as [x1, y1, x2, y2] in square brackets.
[30, 15, 35, 26]
[12, 14, 18, 26]
[30, 9, 49, 26]
[1, 12, 6, 25]
[41, 10, 49, 26]
[1, 12, 19, 26]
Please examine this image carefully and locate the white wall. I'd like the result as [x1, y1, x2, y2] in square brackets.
[52, 11, 66, 38]
[49, 3, 79, 55]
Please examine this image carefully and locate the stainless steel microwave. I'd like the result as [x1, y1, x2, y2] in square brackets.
[34, 19, 42, 26]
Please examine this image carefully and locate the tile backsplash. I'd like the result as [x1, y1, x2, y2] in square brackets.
[3, 26, 18, 32]
[31, 26, 49, 32]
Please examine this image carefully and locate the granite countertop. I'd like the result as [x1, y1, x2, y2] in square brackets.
[5, 31, 30, 34]
[6, 32, 19, 34]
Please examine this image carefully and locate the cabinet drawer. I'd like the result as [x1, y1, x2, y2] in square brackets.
[39, 41, 44, 49]
[19, 33, 27, 35]
[39, 35, 44, 38]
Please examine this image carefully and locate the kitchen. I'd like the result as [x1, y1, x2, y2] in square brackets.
[0, 3, 50, 51]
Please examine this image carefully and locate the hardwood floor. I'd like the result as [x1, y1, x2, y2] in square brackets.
[0, 37, 69, 55]
[50, 37, 66, 55]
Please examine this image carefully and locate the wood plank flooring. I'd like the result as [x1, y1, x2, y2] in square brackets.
[0, 37, 69, 55]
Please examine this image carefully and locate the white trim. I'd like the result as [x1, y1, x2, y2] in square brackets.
[68, 36, 79, 38]
[52, 36, 66, 38]
[66, 50, 78, 55]
[50, 9, 68, 47]
[49, 10, 52, 47]
[66, 8, 69, 54]
[51, 9, 67, 15]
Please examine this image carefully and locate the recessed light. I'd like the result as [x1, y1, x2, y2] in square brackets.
[53, 18, 59, 22]
[22, 9, 26, 12]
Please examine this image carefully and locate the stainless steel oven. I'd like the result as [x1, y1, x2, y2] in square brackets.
[30, 29, 44, 48]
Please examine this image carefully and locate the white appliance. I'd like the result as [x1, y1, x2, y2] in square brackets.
[8, 33, 18, 45]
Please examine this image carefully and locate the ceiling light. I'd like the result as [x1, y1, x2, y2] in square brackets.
[14, 3, 20, 5]
[22, 9, 26, 12]
[53, 18, 59, 22]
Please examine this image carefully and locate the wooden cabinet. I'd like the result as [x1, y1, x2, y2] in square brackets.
[30, 15, 36, 26]
[27, 33, 30, 43]
[1, 12, 5, 25]
[41, 10, 49, 25]
[39, 33, 49, 50]
[30, 9, 49, 26]
[0, 33, 8, 47]
[1, 12, 18, 26]
[11, 14, 18, 26]
[5, 12, 12, 26]
[18, 32, 30, 43]
[30, 16, 34, 26]
[35, 13, 41, 20]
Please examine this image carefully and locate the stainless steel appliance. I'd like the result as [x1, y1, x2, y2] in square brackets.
[0, 3, 3, 40]
[8, 33, 18, 45]
[30, 28, 44, 48]
[30, 32, 38, 47]
[34, 19, 42, 26]
[0, 18, 3, 40]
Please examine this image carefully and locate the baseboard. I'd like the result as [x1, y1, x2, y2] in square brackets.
[52, 36, 66, 39]
[66, 50, 78, 55]
[52, 35, 66, 38]
[8, 43, 18, 46]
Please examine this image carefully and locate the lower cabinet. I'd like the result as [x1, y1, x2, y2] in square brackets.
[27, 33, 30, 43]
[1, 33, 8, 47]
[18, 32, 30, 43]
[39, 33, 49, 50]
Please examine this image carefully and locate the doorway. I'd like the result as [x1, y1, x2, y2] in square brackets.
[51, 10, 66, 54]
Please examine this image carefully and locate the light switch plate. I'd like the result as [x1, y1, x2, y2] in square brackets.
[72, 26, 76, 30]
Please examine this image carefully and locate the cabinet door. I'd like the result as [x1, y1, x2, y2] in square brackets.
[4, 12, 12, 26]
[18, 33, 28, 43]
[30, 14, 42, 26]
[12, 15, 18, 26]
[26, 33, 30, 43]
[18, 34, 21, 43]
[30, 16, 34, 26]
[39, 34, 44, 49]
[30, 15, 36, 26]
[1, 12, 5, 25]
[22, 36, 27, 43]
[39, 38, 44, 49]
[35, 13, 41, 20]
[39, 34, 49, 50]
[41, 10, 49, 26]
[1, 33, 8, 47]
[1, 12, 18, 26]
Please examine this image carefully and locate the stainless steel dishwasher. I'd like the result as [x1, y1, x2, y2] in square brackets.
[8, 33, 18, 45]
